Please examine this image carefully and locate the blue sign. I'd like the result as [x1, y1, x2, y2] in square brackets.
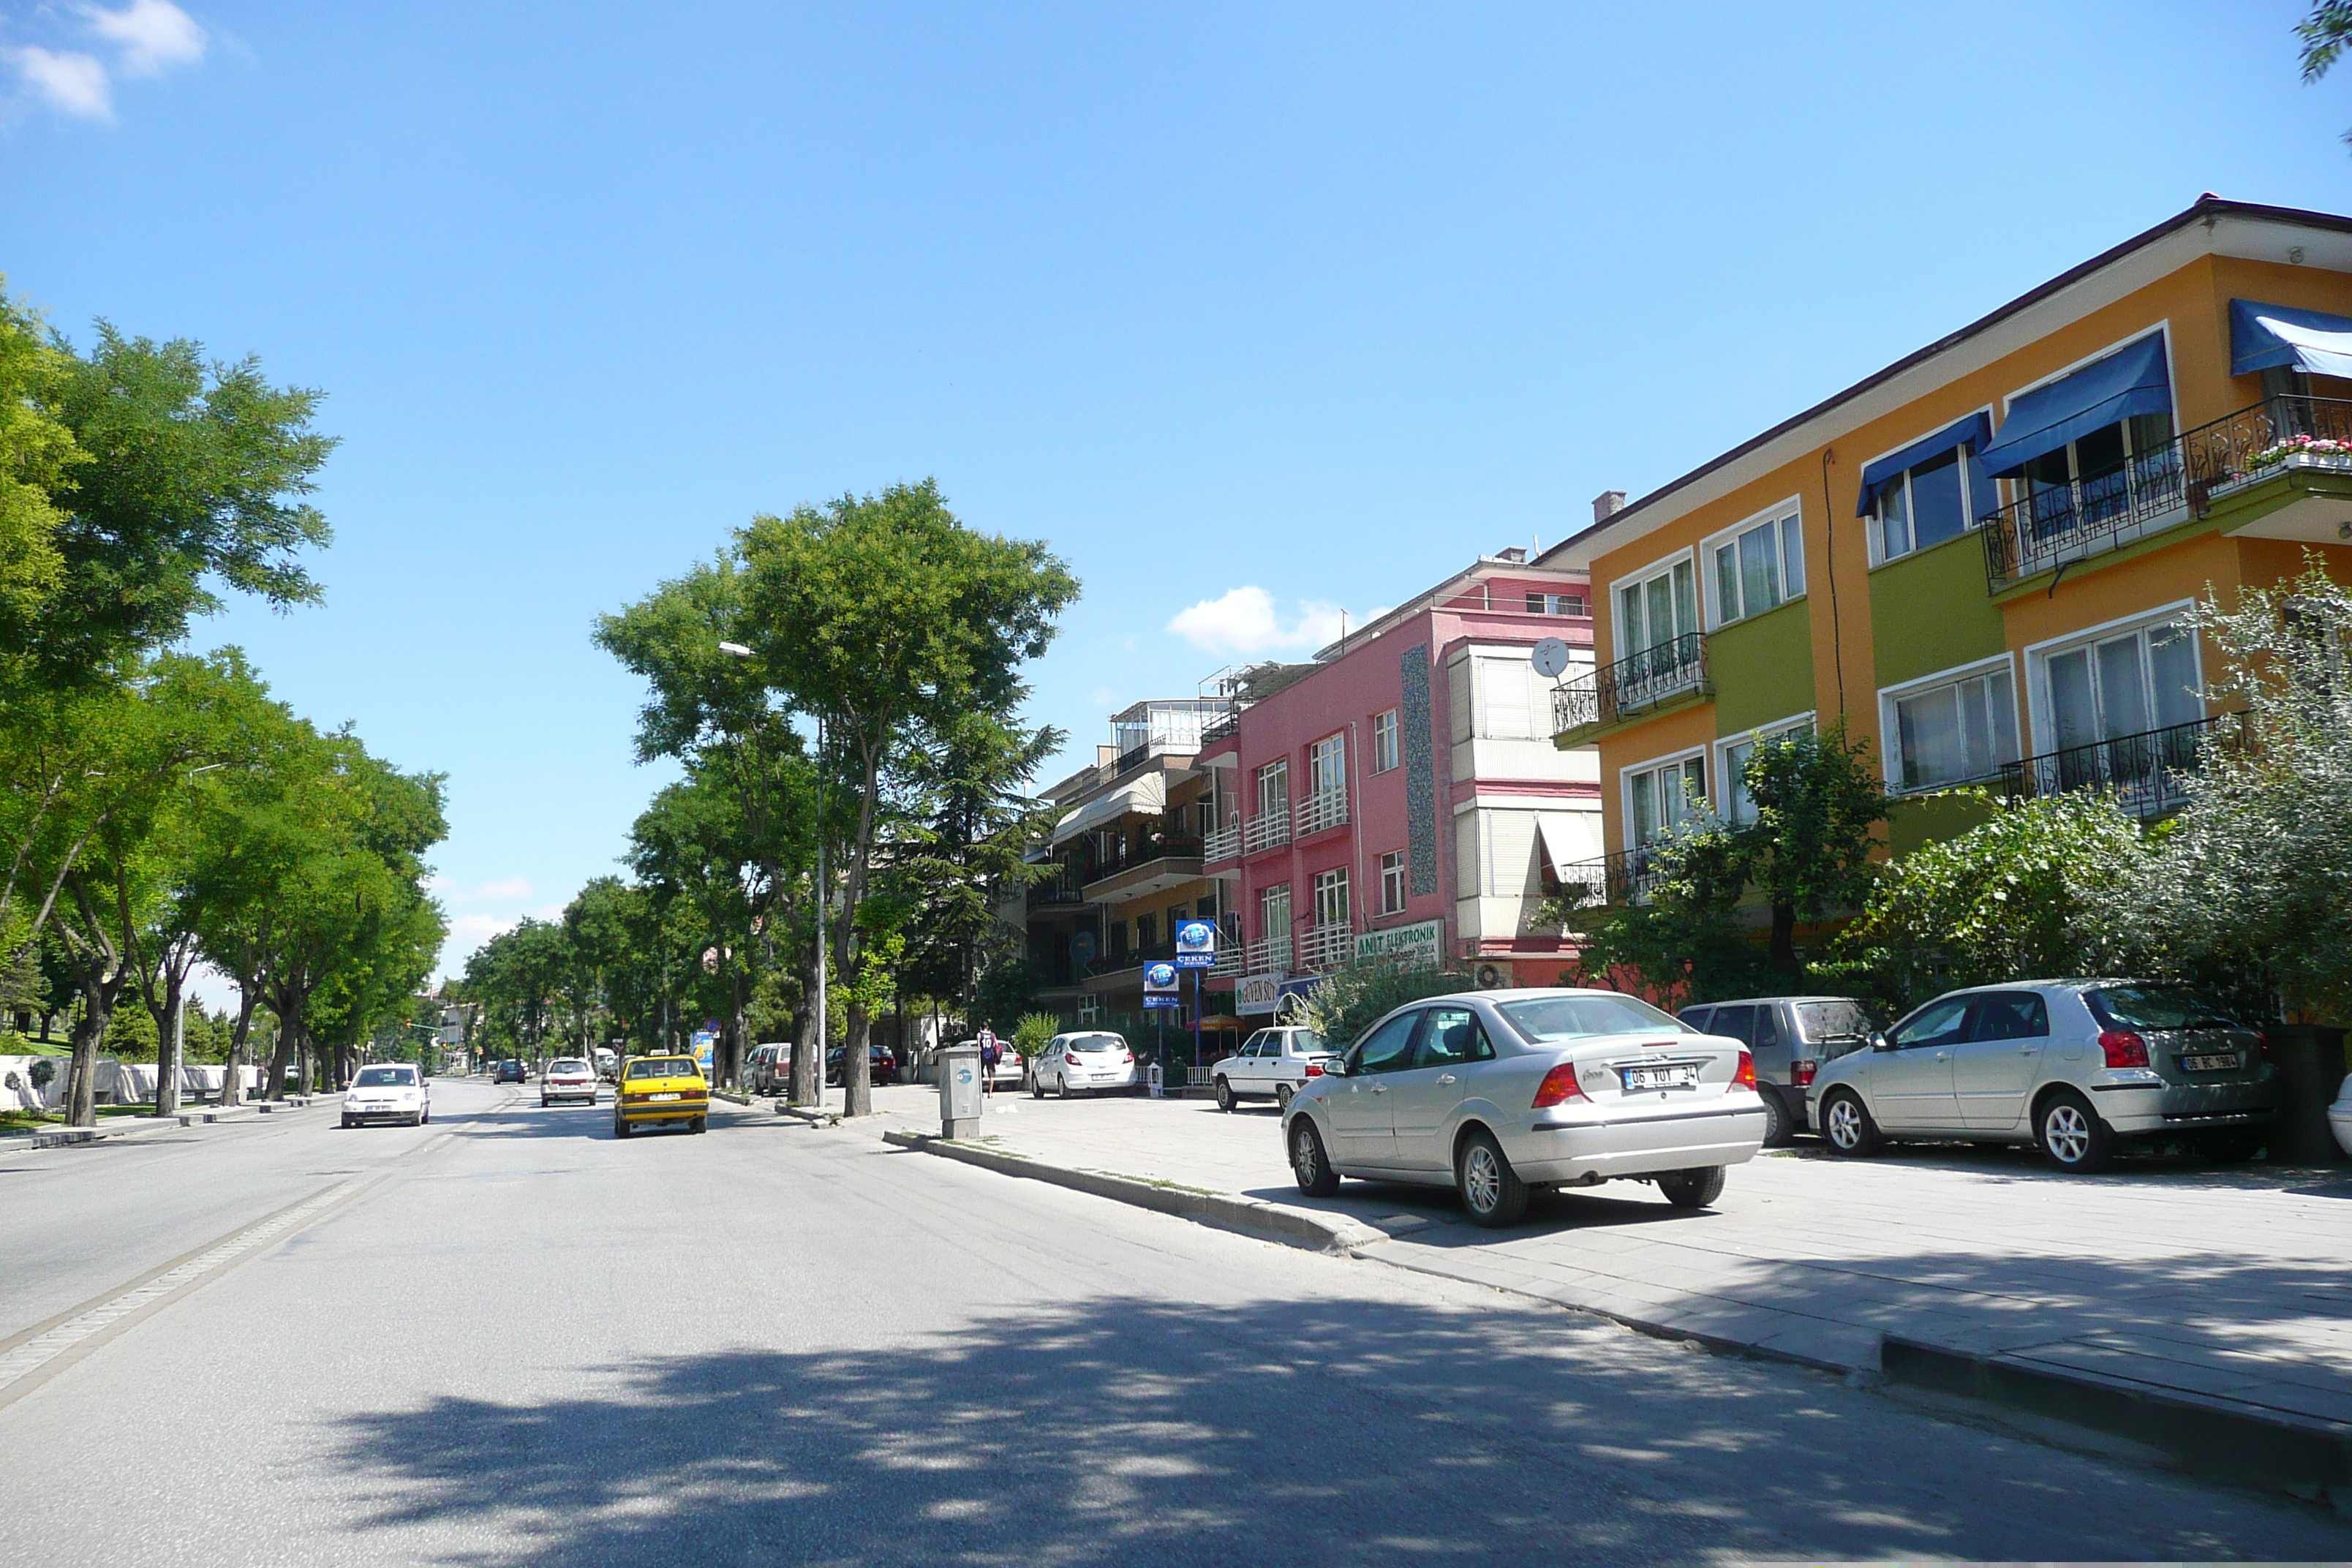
[1142, 994, 1183, 1009]
[1144, 961, 1179, 995]
[1174, 919, 1216, 968]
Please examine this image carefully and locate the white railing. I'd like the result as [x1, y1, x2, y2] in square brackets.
[1209, 946, 1243, 976]
[1294, 785, 1348, 837]
[1244, 810, 1292, 855]
[1244, 934, 1292, 974]
[1204, 823, 1241, 862]
[1297, 924, 1354, 971]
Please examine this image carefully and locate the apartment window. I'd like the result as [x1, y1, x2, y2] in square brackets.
[1526, 592, 1588, 617]
[1309, 734, 1345, 796]
[1108, 920, 1129, 959]
[1258, 883, 1291, 943]
[1616, 557, 1699, 661]
[1885, 663, 2020, 792]
[1135, 913, 1158, 951]
[2040, 615, 2202, 752]
[1195, 890, 1217, 920]
[1718, 717, 1813, 827]
[1627, 754, 1706, 848]
[1255, 758, 1289, 816]
[1371, 709, 1399, 773]
[1379, 851, 1407, 914]
[1708, 508, 1804, 627]
[1874, 446, 1997, 562]
[1313, 868, 1350, 930]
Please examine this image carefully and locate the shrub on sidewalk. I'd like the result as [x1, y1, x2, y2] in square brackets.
[1011, 1013, 1058, 1059]
[1297, 963, 1477, 1050]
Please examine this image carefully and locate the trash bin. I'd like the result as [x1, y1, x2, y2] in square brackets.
[2266, 1025, 2348, 1164]
[938, 1041, 982, 1139]
[1147, 1063, 1164, 1099]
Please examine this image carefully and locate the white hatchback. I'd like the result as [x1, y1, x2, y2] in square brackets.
[343, 1063, 431, 1128]
[1030, 1033, 1138, 1098]
[541, 1058, 598, 1107]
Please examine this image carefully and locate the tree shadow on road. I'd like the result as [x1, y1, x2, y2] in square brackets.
[323, 1288, 2346, 1567]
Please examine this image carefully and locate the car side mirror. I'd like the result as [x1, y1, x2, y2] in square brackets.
[1870, 1033, 1894, 1052]
[1322, 1056, 1349, 1077]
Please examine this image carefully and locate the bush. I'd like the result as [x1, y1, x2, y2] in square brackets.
[1295, 964, 1478, 1050]
[1011, 1013, 1058, 1058]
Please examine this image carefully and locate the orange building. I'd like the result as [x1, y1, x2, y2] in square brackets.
[1539, 195, 2352, 894]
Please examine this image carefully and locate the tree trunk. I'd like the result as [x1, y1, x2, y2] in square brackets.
[790, 912, 822, 1107]
[148, 965, 187, 1119]
[65, 976, 122, 1128]
[220, 987, 258, 1107]
[845, 999, 872, 1117]
[1769, 901, 1800, 981]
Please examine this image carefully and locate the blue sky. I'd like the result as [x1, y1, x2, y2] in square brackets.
[4, 0, 2348, 985]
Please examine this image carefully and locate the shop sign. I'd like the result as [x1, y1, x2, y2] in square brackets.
[1354, 919, 1443, 972]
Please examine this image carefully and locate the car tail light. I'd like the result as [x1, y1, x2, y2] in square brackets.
[1303, 1063, 1323, 1077]
[2099, 1030, 2149, 1068]
[622, 1092, 647, 1104]
[1532, 1063, 1589, 1108]
[1790, 1058, 1817, 1088]
[2255, 1030, 2273, 1062]
[1734, 1049, 1757, 1088]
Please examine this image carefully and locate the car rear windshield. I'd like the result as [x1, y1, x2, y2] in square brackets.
[2086, 985, 2247, 1031]
[353, 1066, 414, 1087]
[550, 1060, 588, 1074]
[626, 1058, 699, 1079]
[1069, 1036, 1123, 1052]
[1282, 1030, 1328, 1055]
[1499, 994, 1688, 1042]
[1794, 1001, 1874, 1044]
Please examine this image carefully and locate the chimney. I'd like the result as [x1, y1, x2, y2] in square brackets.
[1591, 490, 1627, 525]
[1494, 546, 1528, 563]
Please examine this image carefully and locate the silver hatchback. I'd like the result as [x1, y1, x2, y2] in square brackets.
[1807, 979, 2281, 1172]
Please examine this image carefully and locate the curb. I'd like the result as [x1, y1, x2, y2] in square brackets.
[779, 1104, 839, 1126]
[881, 1129, 1385, 1254]
[712, 1090, 753, 1106]
[15, 1096, 325, 1150]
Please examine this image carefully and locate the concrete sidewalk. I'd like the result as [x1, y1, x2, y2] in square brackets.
[4, 1095, 331, 1150]
[841, 1082, 2352, 1501]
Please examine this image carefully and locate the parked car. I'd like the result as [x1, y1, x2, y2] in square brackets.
[1282, 989, 1765, 1226]
[493, 1060, 527, 1085]
[824, 1043, 899, 1086]
[1030, 1032, 1138, 1097]
[1210, 1025, 1335, 1112]
[745, 1043, 790, 1095]
[342, 1063, 431, 1128]
[2329, 1071, 2352, 1161]
[1678, 996, 1876, 1146]
[593, 1047, 619, 1082]
[540, 1058, 598, 1107]
[613, 1054, 709, 1137]
[1807, 980, 2281, 1173]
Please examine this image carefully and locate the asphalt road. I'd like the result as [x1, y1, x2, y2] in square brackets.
[1, 1079, 2346, 1566]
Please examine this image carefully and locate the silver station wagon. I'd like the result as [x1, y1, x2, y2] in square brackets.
[1281, 988, 1768, 1226]
[1807, 979, 2281, 1172]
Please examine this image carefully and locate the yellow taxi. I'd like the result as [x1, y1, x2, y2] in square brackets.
[613, 1054, 710, 1137]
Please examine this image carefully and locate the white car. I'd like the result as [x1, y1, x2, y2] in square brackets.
[343, 1063, 431, 1128]
[1210, 1025, 1335, 1112]
[1282, 988, 1765, 1226]
[541, 1058, 598, 1107]
[1029, 1032, 1139, 1098]
[2331, 1071, 2352, 1161]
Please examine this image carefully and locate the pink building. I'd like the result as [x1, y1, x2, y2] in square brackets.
[1196, 548, 1601, 1017]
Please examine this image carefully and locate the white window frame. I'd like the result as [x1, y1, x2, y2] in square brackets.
[1701, 499, 1806, 629]
[1608, 546, 1700, 663]
[1258, 882, 1290, 942]
[2021, 598, 2202, 755]
[1308, 731, 1346, 796]
[1378, 849, 1407, 914]
[1713, 712, 1815, 826]
[1255, 757, 1289, 815]
[1371, 709, 1399, 773]
[1312, 867, 1350, 930]
[1875, 654, 2024, 795]
[1524, 590, 1588, 617]
[1620, 742, 1710, 849]
[1861, 407, 1997, 568]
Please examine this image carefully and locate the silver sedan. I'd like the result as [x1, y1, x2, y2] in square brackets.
[1807, 979, 2280, 1172]
[1280, 989, 1767, 1226]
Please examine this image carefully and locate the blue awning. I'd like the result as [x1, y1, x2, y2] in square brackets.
[1979, 333, 2172, 478]
[1854, 411, 1991, 516]
[2230, 298, 2352, 379]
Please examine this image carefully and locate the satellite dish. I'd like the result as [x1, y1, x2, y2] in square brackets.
[1530, 637, 1572, 679]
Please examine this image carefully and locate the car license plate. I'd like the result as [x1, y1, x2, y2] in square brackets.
[1623, 1065, 1698, 1091]
[652, 1091, 682, 1101]
[2181, 1053, 2237, 1073]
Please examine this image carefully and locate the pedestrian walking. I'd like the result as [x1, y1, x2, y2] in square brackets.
[977, 1026, 1000, 1097]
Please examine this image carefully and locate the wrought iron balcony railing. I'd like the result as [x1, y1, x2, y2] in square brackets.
[1981, 395, 2352, 591]
[1999, 714, 2227, 822]
[1294, 785, 1348, 837]
[1551, 633, 1710, 737]
[1553, 844, 1670, 908]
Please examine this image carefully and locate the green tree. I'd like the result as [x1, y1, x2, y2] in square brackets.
[2300, 1, 2352, 146]
[0, 287, 78, 632]
[1732, 725, 1888, 978]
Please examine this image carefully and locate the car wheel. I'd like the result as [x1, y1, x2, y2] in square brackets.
[1455, 1128, 1530, 1228]
[340, 1116, 353, 1130]
[540, 1097, 549, 1108]
[1759, 1088, 1793, 1147]
[1658, 1166, 1727, 1209]
[1029, 1075, 1044, 1100]
[613, 1118, 630, 1139]
[421, 1109, 430, 1125]
[1056, 1075, 1071, 1100]
[691, 1115, 707, 1134]
[2037, 1090, 2112, 1173]
[1215, 1077, 1235, 1113]
[1820, 1089, 1881, 1157]
[1289, 1117, 1341, 1197]
[1275, 1082, 1294, 1114]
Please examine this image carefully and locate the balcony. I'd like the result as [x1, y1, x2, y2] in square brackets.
[1081, 839, 1205, 902]
[1243, 933, 1292, 974]
[1209, 944, 1243, 976]
[1296, 924, 1354, 971]
[1294, 785, 1348, 837]
[1243, 808, 1293, 856]
[1553, 844, 1670, 908]
[1999, 715, 2227, 823]
[1025, 871, 1085, 911]
[1981, 395, 2352, 592]
[1551, 633, 1711, 743]
[1081, 941, 1176, 987]
[1204, 823, 1241, 862]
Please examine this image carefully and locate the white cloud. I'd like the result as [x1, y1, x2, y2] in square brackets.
[85, 0, 205, 77]
[10, 46, 111, 119]
[446, 913, 520, 948]
[429, 875, 535, 903]
[1167, 586, 1352, 657]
